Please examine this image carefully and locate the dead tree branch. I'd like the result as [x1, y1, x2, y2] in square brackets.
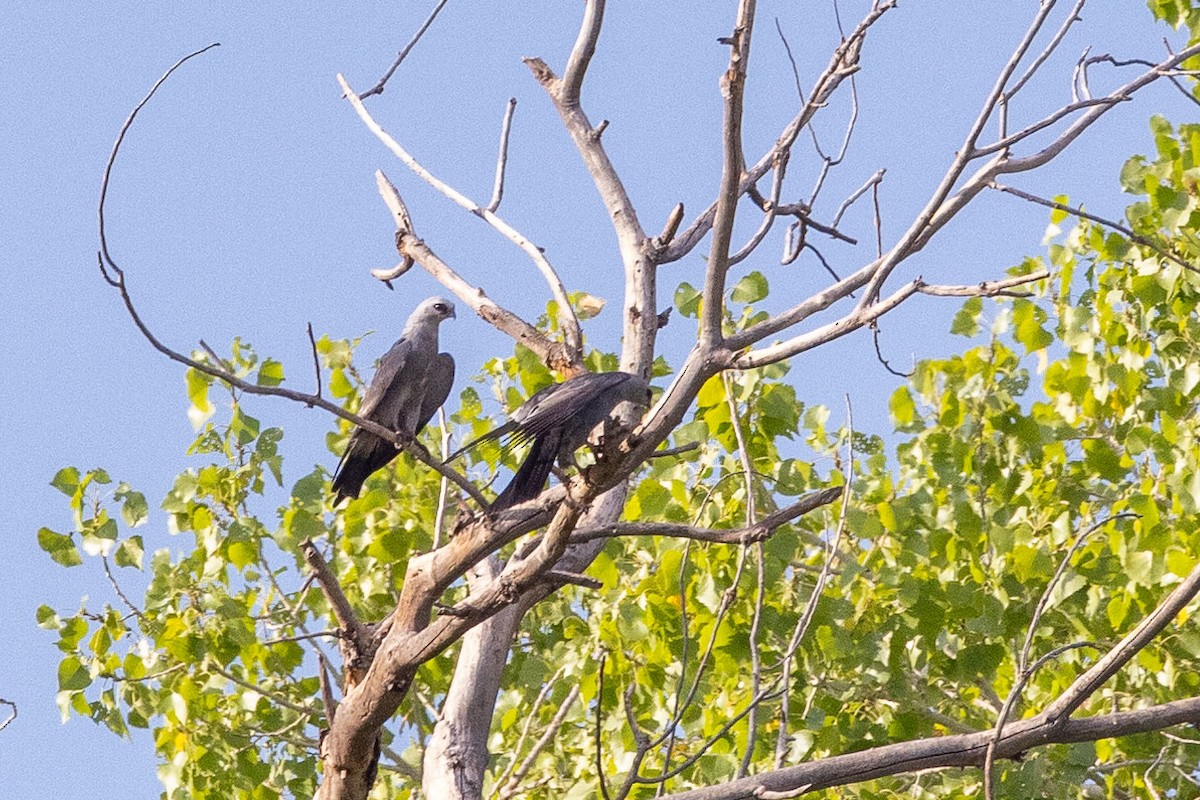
[338, 73, 584, 370]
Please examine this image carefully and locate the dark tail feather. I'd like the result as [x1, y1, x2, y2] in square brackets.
[491, 436, 556, 512]
[445, 421, 516, 464]
[331, 434, 397, 506]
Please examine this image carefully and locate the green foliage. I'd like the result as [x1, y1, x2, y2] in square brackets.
[39, 123, 1200, 800]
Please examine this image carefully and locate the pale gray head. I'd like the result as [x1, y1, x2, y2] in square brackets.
[404, 296, 456, 334]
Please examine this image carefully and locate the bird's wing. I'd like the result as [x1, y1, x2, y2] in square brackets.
[357, 336, 414, 423]
[415, 353, 455, 435]
[515, 372, 637, 442]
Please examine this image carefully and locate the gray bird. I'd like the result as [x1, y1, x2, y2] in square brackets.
[450, 371, 651, 511]
[331, 296, 456, 505]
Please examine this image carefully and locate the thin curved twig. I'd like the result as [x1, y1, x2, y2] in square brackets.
[94, 55, 489, 509]
[357, 0, 452, 100]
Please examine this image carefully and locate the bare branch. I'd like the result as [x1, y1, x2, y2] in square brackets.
[831, 169, 885, 228]
[975, 96, 1128, 158]
[98, 43, 221, 285]
[700, 0, 757, 346]
[990, 182, 1200, 273]
[487, 98, 518, 213]
[1003, 0, 1088, 108]
[569, 487, 841, 546]
[0, 698, 15, 733]
[1043, 557, 1200, 726]
[561, 0, 605, 108]
[730, 154, 787, 267]
[663, 2, 896, 264]
[658, 696, 1200, 800]
[357, 0, 452, 100]
[301, 541, 364, 640]
[732, 278, 921, 369]
[338, 74, 583, 368]
[306, 322, 322, 399]
[499, 684, 582, 799]
[373, 170, 573, 371]
[917, 269, 1051, 298]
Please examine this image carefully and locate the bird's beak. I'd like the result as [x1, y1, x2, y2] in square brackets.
[450, 306, 457, 320]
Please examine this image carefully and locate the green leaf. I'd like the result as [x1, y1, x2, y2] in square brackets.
[256, 358, 285, 387]
[38, 528, 82, 567]
[731, 271, 769, 304]
[114, 536, 144, 569]
[950, 297, 983, 337]
[57, 656, 92, 690]
[674, 282, 701, 318]
[186, 367, 215, 428]
[116, 485, 149, 528]
[51, 466, 81, 496]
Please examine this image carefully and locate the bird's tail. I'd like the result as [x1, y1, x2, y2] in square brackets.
[491, 435, 556, 512]
[444, 421, 516, 463]
[331, 435, 392, 506]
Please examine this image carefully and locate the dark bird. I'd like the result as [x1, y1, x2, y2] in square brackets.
[450, 371, 651, 511]
[331, 296, 456, 505]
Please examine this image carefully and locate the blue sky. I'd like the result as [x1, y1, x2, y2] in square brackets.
[3, 2, 1196, 796]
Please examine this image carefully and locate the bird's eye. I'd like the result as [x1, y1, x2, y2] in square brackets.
[434, 303, 448, 313]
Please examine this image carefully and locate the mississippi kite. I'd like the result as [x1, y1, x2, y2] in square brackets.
[451, 371, 651, 511]
[331, 296, 456, 504]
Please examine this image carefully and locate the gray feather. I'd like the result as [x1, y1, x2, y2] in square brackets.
[331, 297, 456, 504]
[451, 371, 651, 510]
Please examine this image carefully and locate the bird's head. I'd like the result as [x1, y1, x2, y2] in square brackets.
[409, 296, 457, 327]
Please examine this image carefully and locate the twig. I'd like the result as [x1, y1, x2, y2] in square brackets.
[494, 666, 567, 795]
[0, 698, 16, 733]
[724, 373, 763, 778]
[498, 683, 581, 799]
[97, 107, 488, 509]
[432, 407, 452, 550]
[597, 651, 612, 800]
[488, 98, 518, 213]
[1020, 514, 1137, 672]
[831, 169, 885, 228]
[1004, 0, 1088, 105]
[982, 641, 1100, 799]
[98, 43, 220, 287]
[730, 154, 788, 267]
[208, 660, 317, 718]
[990, 182, 1200, 274]
[263, 630, 341, 646]
[318, 654, 338, 724]
[648, 442, 701, 460]
[869, 322, 911, 379]
[774, 398, 852, 670]
[568, 488, 842, 546]
[357, 0, 452, 99]
[306, 322, 322, 400]
[976, 97, 1128, 158]
[101, 555, 146, 622]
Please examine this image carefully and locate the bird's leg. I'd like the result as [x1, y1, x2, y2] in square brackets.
[390, 429, 418, 450]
